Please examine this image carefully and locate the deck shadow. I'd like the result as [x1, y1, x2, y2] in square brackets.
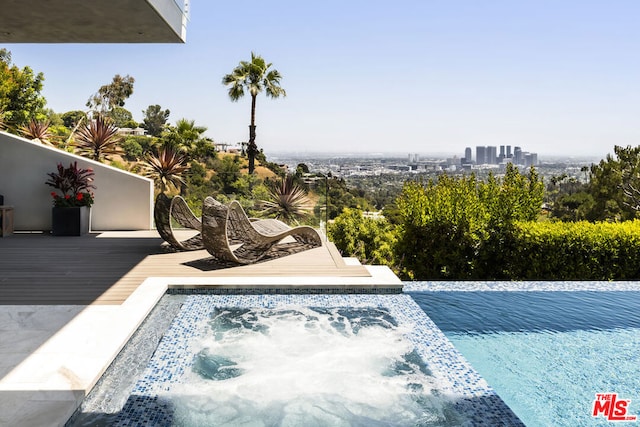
[182, 242, 324, 271]
[0, 233, 164, 305]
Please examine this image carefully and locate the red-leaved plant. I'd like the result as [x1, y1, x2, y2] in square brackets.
[45, 162, 96, 208]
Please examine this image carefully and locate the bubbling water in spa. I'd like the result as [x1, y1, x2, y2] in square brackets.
[163, 306, 464, 426]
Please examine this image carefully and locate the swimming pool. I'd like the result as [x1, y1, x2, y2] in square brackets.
[407, 282, 640, 426]
[67, 291, 522, 426]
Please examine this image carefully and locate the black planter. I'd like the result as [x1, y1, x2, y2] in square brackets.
[52, 206, 90, 236]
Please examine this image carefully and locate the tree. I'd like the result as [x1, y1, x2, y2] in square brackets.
[589, 158, 624, 221]
[142, 104, 170, 137]
[0, 48, 46, 130]
[551, 192, 595, 221]
[61, 110, 87, 129]
[222, 52, 286, 174]
[162, 118, 213, 159]
[214, 155, 242, 194]
[295, 163, 310, 176]
[120, 136, 144, 161]
[588, 145, 640, 221]
[106, 106, 135, 128]
[86, 74, 135, 113]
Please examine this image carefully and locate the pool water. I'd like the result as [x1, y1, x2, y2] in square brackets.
[410, 290, 640, 426]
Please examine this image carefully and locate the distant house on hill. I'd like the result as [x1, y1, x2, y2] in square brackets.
[117, 127, 147, 136]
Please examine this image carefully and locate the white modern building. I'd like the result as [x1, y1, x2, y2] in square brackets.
[0, 132, 154, 231]
[0, 0, 189, 43]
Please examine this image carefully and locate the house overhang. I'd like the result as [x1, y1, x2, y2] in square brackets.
[0, 0, 188, 43]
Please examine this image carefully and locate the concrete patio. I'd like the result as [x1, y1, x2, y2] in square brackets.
[0, 231, 401, 427]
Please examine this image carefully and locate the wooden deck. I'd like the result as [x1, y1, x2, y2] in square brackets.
[0, 232, 370, 305]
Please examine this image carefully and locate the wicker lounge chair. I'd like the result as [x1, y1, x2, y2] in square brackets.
[201, 196, 322, 264]
[154, 193, 205, 251]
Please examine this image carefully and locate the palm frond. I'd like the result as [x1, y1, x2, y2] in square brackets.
[19, 119, 54, 146]
[74, 115, 122, 161]
[261, 176, 312, 224]
[141, 147, 190, 193]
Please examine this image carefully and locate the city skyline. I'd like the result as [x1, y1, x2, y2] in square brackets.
[3, 1, 639, 158]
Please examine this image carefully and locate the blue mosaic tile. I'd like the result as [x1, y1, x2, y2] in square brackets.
[167, 286, 403, 294]
[403, 280, 640, 292]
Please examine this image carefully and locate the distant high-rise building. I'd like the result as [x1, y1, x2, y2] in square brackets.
[487, 146, 497, 164]
[499, 145, 505, 157]
[514, 146, 523, 165]
[464, 147, 472, 164]
[476, 146, 487, 165]
[506, 145, 512, 158]
[524, 153, 538, 167]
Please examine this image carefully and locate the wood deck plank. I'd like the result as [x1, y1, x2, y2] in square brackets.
[0, 232, 370, 305]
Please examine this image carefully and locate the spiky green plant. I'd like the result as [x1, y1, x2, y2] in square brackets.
[261, 176, 312, 224]
[74, 115, 122, 161]
[19, 119, 54, 145]
[141, 146, 190, 193]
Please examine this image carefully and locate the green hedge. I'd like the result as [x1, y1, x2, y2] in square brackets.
[397, 219, 640, 281]
[504, 220, 640, 280]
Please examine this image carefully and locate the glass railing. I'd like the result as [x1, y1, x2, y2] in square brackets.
[148, 0, 190, 40]
[174, 0, 190, 19]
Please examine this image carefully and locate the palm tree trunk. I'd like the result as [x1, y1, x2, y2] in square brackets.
[247, 95, 258, 174]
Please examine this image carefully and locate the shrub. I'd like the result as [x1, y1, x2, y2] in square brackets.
[394, 165, 544, 280]
[328, 208, 396, 267]
[504, 221, 640, 280]
[120, 137, 144, 161]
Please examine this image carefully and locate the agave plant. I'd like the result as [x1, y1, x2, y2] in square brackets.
[141, 146, 190, 193]
[74, 115, 122, 161]
[261, 176, 312, 224]
[19, 119, 54, 146]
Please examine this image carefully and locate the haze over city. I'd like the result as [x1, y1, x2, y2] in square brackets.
[4, 0, 639, 159]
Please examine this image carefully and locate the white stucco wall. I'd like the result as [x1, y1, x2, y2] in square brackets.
[0, 131, 154, 231]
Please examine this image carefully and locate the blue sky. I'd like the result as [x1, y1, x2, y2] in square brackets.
[4, 0, 639, 158]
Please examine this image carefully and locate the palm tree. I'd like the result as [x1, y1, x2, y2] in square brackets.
[141, 146, 190, 193]
[222, 52, 286, 174]
[74, 115, 122, 161]
[163, 118, 210, 158]
[261, 175, 312, 224]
